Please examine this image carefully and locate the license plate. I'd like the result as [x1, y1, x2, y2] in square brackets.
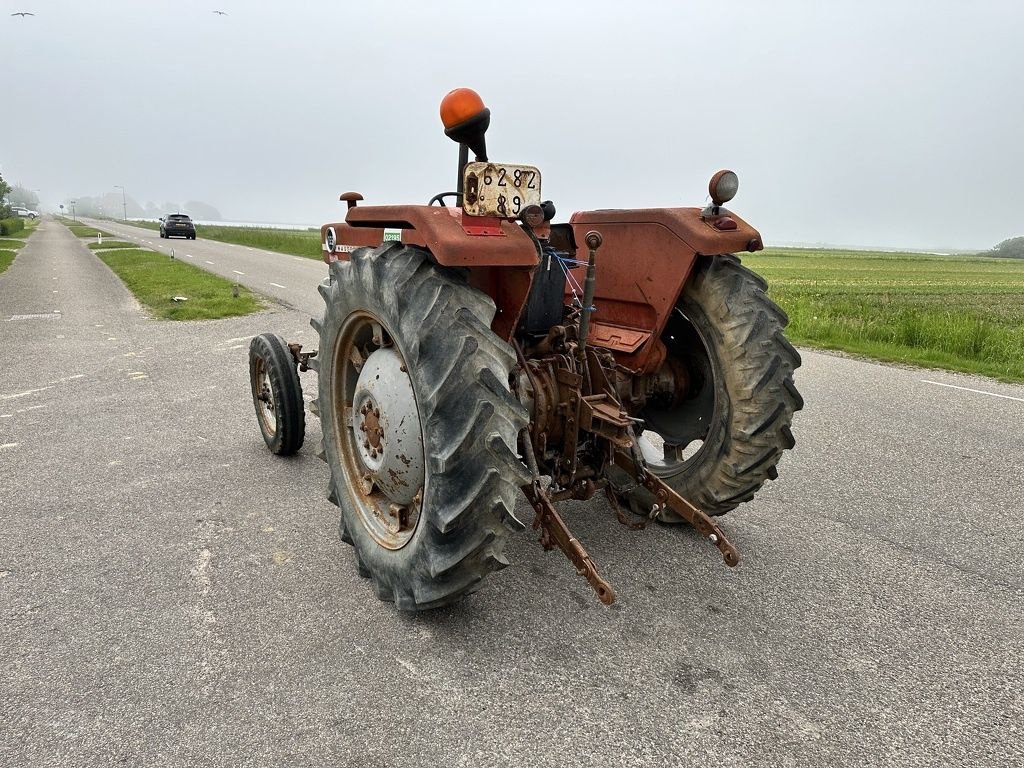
[462, 162, 542, 218]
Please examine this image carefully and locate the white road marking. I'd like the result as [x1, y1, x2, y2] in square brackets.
[205, 260, 215, 265]
[0, 414, 12, 419]
[26, 405, 45, 411]
[192, 548, 212, 596]
[233, 270, 245, 275]
[269, 282, 287, 289]
[1, 386, 53, 401]
[0, 443, 18, 451]
[921, 379, 1024, 403]
[187, 254, 194, 258]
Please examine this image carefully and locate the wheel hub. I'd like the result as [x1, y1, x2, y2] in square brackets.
[351, 347, 424, 509]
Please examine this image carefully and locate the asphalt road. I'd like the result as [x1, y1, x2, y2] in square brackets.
[1, 220, 1021, 767]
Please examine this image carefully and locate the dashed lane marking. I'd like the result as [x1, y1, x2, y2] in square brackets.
[269, 282, 286, 289]
[1, 386, 54, 401]
[233, 270, 245, 275]
[205, 260, 215, 265]
[921, 379, 1024, 403]
[0, 443, 18, 451]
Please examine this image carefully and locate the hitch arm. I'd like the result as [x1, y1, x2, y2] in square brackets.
[523, 484, 617, 606]
[613, 451, 739, 567]
[518, 424, 617, 605]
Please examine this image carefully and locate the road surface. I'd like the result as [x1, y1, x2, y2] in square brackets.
[1, 220, 1021, 767]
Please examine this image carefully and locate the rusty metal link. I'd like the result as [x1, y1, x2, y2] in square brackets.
[518, 425, 617, 605]
[524, 484, 617, 605]
[613, 451, 740, 567]
[604, 485, 647, 531]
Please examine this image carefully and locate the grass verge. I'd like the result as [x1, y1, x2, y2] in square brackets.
[0, 222, 36, 273]
[94, 248, 264, 320]
[128, 219, 322, 259]
[89, 241, 135, 250]
[67, 224, 116, 238]
[746, 247, 1024, 382]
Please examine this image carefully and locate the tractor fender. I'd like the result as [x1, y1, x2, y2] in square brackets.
[331, 205, 539, 267]
[564, 207, 764, 373]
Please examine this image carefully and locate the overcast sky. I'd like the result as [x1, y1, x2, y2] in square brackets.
[3, 0, 1022, 250]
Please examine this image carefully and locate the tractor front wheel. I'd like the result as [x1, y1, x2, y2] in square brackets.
[314, 243, 529, 610]
[248, 332, 305, 456]
[626, 254, 803, 518]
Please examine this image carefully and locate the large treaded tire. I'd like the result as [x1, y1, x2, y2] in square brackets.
[248, 332, 305, 456]
[627, 254, 803, 518]
[314, 243, 530, 610]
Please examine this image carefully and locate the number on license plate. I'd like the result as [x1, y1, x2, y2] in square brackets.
[462, 162, 542, 218]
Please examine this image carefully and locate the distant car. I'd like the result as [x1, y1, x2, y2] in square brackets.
[159, 214, 197, 240]
[11, 206, 38, 219]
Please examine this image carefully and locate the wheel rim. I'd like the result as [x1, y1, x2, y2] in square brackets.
[253, 357, 278, 436]
[639, 306, 723, 481]
[331, 311, 425, 550]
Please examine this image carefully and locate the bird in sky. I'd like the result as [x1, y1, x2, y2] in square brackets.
[212, 10, 227, 15]
[11, 11, 35, 16]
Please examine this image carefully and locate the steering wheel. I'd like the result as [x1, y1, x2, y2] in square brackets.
[428, 192, 460, 207]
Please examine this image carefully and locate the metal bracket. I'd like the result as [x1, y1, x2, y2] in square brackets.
[287, 342, 318, 372]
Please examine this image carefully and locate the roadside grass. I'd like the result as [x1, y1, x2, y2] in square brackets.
[94, 248, 264, 320]
[88, 241, 135, 250]
[0, 224, 36, 273]
[67, 224, 116, 238]
[128, 219, 322, 259]
[746, 247, 1024, 382]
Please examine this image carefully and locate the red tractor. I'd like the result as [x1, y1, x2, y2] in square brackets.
[249, 88, 803, 610]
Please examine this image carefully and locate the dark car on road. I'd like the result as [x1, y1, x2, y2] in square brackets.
[160, 214, 197, 240]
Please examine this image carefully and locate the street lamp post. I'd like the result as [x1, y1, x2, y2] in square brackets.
[114, 185, 127, 221]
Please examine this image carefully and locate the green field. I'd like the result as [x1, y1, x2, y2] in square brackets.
[0, 249, 15, 274]
[128, 219, 322, 259]
[94, 248, 264, 320]
[746, 248, 1024, 382]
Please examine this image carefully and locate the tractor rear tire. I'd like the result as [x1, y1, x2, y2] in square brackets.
[314, 243, 530, 610]
[624, 254, 803, 518]
[249, 332, 305, 456]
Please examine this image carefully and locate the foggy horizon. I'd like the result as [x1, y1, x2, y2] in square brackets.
[4, 0, 1022, 251]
